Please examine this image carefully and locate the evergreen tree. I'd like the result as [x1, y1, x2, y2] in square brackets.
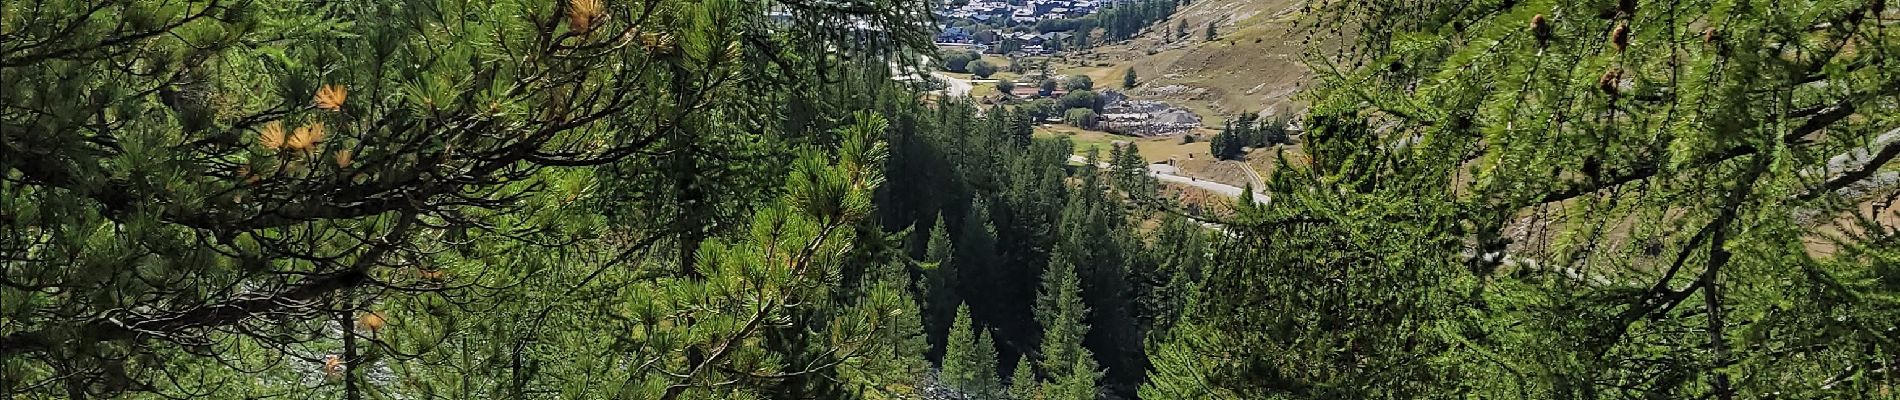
[941, 303, 1000, 398]
[1042, 355, 1103, 400]
[941, 304, 981, 392]
[1110, 143, 1154, 201]
[1141, 215, 1205, 334]
[1210, 119, 1245, 160]
[1122, 67, 1139, 89]
[971, 326, 1004, 399]
[1137, 320, 1229, 399]
[1141, 1, 1900, 398]
[0, 1, 937, 398]
[1009, 355, 1040, 400]
[923, 215, 963, 360]
[1035, 252, 1093, 384]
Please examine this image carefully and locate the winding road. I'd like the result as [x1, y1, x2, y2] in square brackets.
[1067, 155, 1271, 204]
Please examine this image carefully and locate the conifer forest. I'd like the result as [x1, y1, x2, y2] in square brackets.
[2, 0, 1899, 399]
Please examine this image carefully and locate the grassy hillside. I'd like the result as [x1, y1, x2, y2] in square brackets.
[1057, 0, 1315, 122]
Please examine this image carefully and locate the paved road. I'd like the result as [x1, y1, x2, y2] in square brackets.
[931, 72, 974, 98]
[1067, 155, 1271, 204]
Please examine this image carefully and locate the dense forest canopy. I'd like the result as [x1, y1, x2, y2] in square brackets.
[3, 0, 1898, 399]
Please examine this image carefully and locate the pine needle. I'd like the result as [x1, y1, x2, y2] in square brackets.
[314, 84, 348, 111]
[568, 0, 605, 34]
[288, 121, 326, 153]
[258, 121, 286, 150]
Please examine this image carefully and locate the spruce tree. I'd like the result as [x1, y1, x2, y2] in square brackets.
[941, 303, 1001, 398]
[1042, 356, 1103, 400]
[1009, 355, 1040, 400]
[1034, 250, 1103, 400]
[941, 303, 980, 392]
[1122, 67, 1139, 89]
[923, 215, 962, 359]
[971, 327, 1003, 398]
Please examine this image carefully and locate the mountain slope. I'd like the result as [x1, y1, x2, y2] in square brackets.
[1070, 0, 1314, 119]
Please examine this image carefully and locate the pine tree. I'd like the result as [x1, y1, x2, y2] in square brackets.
[0, 1, 937, 398]
[923, 215, 962, 359]
[1110, 143, 1154, 200]
[1042, 355, 1103, 400]
[971, 327, 1003, 398]
[1137, 321, 1229, 399]
[1122, 67, 1139, 89]
[941, 303, 980, 392]
[1034, 251, 1100, 400]
[1009, 355, 1040, 400]
[941, 303, 1000, 398]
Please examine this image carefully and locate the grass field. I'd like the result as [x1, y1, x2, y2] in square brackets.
[1033, 124, 1210, 164]
[1032, 123, 1308, 188]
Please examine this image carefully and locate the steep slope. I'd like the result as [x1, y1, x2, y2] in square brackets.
[1066, 0, 1315, 119]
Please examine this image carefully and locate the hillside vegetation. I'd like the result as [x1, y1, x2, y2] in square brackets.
[1064, 0, 1314, 119]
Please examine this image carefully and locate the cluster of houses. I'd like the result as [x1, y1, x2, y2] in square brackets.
[934, 0, 1099, 55]
[937, 0, 1104, 24]
[937, 29, 1076, 55]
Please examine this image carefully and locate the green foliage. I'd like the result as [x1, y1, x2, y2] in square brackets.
[1034, 251, 1101, 399]
[942, 50, 983, 73]
[1064, 75, 1094, 91]
[1034, 253, 1087, 375]
[1040, 355, 1103, 400]
[1109, 143, 1154, 201]
[1144, 0, 1900, 398]
[970, 325, 1003, 398]
[1090, 0, 1180, 43]
[1057, 90, 1104, 112]
[1137, 320, 1233, 400]
[969, 60, 1000, 79]
[0, 0, 936, 398]
[1122, 67, 1139, 89]
[1008, 355, 1039, 400]
[1211, 113, 1290, 161]
[1021, 99, 1062, 122]
[1063, 108, 1100, 130]
[922, 216, 962, 360]
[941, 304, 1002, 398]
[873, 94, 1162, 397]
